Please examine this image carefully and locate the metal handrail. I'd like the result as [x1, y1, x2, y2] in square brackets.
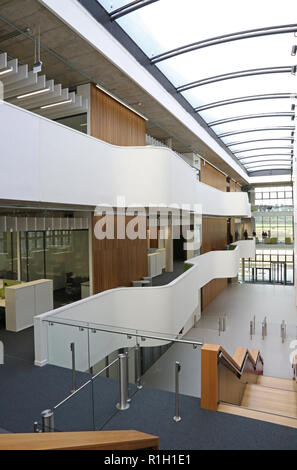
[45, 319, 203, 348]
[53, 357, 120, 411]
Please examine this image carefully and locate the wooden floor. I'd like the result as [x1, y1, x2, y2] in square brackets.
[218, 403, 297, 429]
[257, 375, 297, 392]
[218, 375, 297, 429]
[241, 384, 297, 418]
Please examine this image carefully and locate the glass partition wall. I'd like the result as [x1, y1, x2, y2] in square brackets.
[0, 228, 89, 306]
[0, 232, 18, 280]
[20, 230, 89, 307]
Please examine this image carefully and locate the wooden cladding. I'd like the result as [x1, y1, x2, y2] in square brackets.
[200, 161, 227, 192]
[201, 218, 227, 255]
[201, 278, 228, 311]
[201, 217, 228, 310]
[92, 215, 148, 294]
[201, 345, 262, 411]
[90, 84, 146, 146]
[201, 344, 221, 410]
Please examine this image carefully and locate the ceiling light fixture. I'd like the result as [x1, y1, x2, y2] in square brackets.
[17, 88, 51, 99]
[291, 45, 297, 56]
[0, 67, 13, 76]
[40, 99, 72, 109]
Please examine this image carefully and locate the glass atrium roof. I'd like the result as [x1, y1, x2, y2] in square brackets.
[97, 0, 297, 175]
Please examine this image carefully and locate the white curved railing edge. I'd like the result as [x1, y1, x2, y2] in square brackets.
[34, 240, 255, 369]
[1, 101, 251, 218]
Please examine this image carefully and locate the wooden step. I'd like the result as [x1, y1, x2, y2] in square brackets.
[218, 403, 297, 430]
[241, 384, 297, 419]
[257, 375, 297, 392]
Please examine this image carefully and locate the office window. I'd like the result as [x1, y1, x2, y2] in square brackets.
[0, 232, 18, 280]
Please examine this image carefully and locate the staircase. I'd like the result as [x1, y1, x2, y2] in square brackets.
[218, 375, 297, 429]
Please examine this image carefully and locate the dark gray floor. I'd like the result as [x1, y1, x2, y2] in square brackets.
[103, 387, 297, 450]
[152, 261, 185, 286]
[1, 324, 297, 448]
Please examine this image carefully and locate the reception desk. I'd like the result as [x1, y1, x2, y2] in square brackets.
[148, 249, 166, 278]
[5, 279, 53, 332]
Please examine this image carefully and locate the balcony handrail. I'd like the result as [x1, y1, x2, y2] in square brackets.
[45, 318, 203, 348]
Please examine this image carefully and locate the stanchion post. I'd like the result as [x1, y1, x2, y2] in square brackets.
[70, 342, 76, 393]
[41, 409, 54, 432]
[116, 353, 130, 411]
[135, 344, 143, 389]
[173, 361, 181, 422]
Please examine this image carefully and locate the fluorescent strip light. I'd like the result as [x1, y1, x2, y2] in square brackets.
[0, 67, 13, 76]
[40, 99, 72, 109]
[17, 88, 51, 99]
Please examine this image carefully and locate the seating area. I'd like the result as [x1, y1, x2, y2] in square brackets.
[263, 237, 278, 244]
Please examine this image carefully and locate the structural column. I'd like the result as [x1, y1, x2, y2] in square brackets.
[165, 225, 173, 273]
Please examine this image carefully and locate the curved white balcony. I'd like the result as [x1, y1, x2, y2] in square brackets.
[0, 102, 250, 217]
[34, 239, 255, 369]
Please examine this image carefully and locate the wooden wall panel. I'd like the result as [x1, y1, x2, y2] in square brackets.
[200, 161, 227, 192]
[201, 217, 228, 310]
[201, 217, 227, 254]
[90, 84, 146, 146]
[92, 215, 148, 294]
[201, 278, 228, 311]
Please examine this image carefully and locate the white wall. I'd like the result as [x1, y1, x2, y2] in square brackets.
[0, 102, 251, 218]
[34, 240, 255, 369]
[232, 239, 256, 259]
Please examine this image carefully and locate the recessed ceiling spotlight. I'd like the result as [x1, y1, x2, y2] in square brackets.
[291, 45, 297, 56]
[292, 65, 297, 75]
[291, 104, 296, 111]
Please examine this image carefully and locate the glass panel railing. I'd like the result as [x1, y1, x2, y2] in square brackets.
[52, 380, 94, 432]
[47, 318, 91, 376]
[41, 316, 204, 430]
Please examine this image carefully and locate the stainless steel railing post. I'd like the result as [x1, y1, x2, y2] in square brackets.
[250, 320, 253, 340]
[70, 342, 76, 393]
[116, 353, 130, 411]
[173, 361, 181, 422]
[135, 344, 143, 389]
[126, 350, 131, 403]
[264, 316, 267, 337]
[281, 320, 286, 343]
[41, 409, 54, 432]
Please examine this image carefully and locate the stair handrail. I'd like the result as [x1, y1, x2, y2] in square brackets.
[201, 344, 263, 411]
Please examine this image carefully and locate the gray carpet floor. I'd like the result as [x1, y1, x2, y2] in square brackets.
[1, 326, 297, 448]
